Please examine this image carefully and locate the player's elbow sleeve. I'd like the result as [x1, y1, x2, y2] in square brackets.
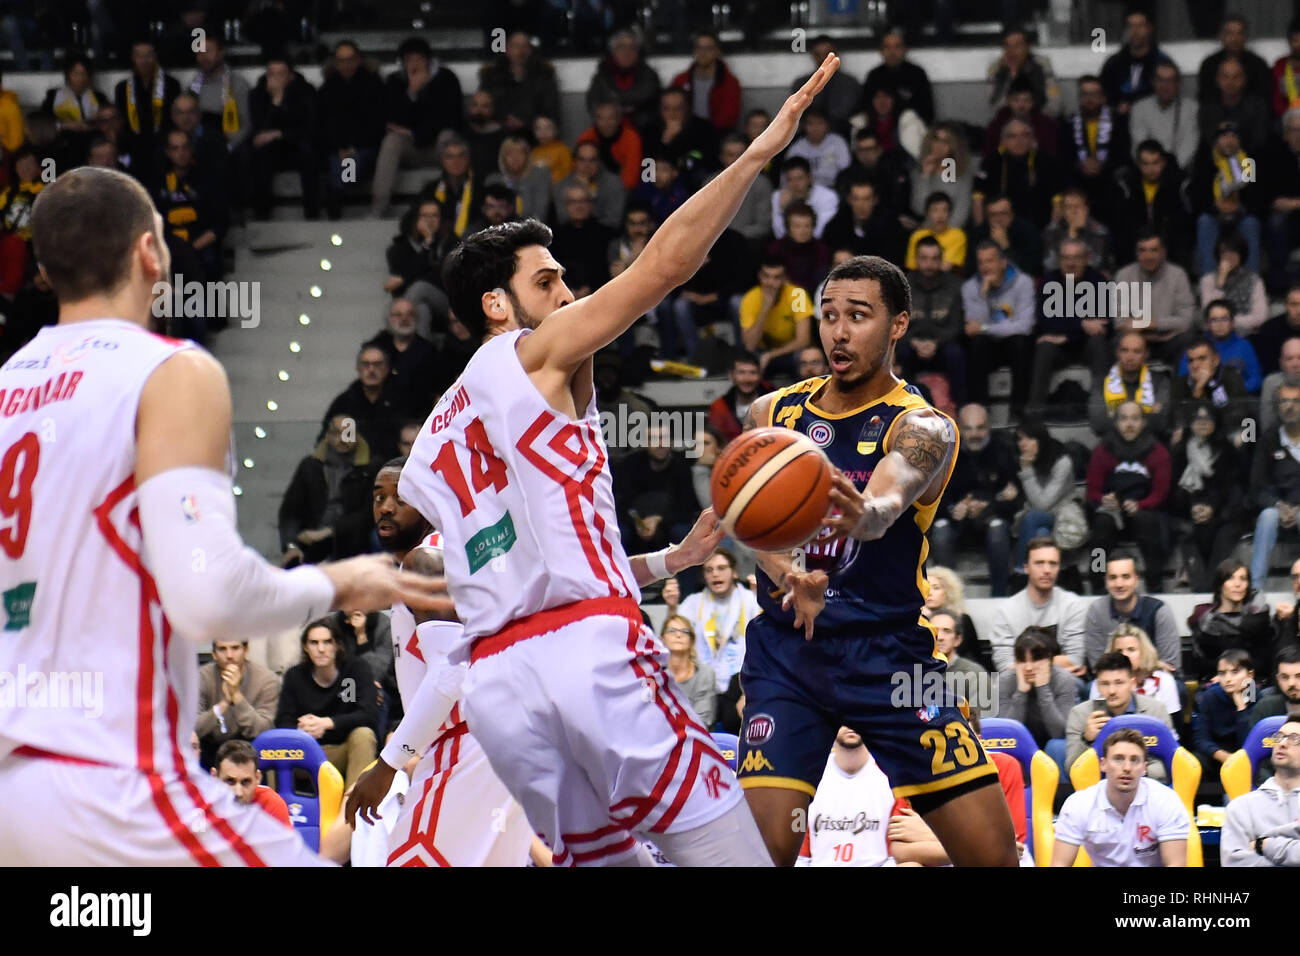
[138, 466, 335, 643]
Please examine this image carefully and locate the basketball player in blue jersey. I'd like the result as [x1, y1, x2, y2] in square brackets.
[737, 255, 1019, 866]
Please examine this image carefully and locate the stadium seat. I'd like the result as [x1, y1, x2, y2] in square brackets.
[1220, 716, 1286, 801]
[711, 733, 739, 772]
[977, 717, 1045, 859]
[1069, 716, 1203, 866]
[251, 729, 344, 853]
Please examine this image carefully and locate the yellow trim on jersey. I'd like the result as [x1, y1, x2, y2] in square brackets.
[891, 761, 998, 798]
[768, 377, 826, 427]
[918, 613, 944, 661]
[805, 378, 910, 421]
[739, 775, 818, 797]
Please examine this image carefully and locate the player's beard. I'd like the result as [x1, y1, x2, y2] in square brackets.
[379, 520, 427, 556]
[836, 733, 864, 749]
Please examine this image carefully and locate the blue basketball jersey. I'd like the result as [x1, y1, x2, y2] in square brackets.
[754, 376, 958, 632]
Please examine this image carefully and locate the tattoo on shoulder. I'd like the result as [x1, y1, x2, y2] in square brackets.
[743, 393, 771, 431]
[892, 414, 951, 476]
[403, 546, 445, 578]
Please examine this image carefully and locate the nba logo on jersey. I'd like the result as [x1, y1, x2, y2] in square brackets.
[180, 495, 201, 522]
[916, 706, 940, 723]
[856, 416, 884, 454]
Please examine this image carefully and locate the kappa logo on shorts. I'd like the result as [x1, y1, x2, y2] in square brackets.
[744, 713, 776, 746]
[739, 750, 775, 773]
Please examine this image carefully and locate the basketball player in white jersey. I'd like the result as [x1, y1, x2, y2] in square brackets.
[395, 55, 842, 866]
[0, 167, 449, 866]
[347, 458, 534, 866]
[796, 728, 902, 867]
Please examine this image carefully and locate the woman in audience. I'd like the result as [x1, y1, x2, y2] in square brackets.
[485, 134, 552, 221]
[661, 615, 717, 729]
[994, 627, 1079, 774]
[1191, 648, 1256, 774]
[1168, 401, 1242, 590]
[1189, 560, 1274, 680]
[382, 199, 453, 335]
[1087, 623, 1181, 718]
[274, 617, 378, 789]
[1011, 417, 1074, 576]
[924, 566, 992, 671]
[908, 122, 974, 230]
[1197, 231, 1268, 334]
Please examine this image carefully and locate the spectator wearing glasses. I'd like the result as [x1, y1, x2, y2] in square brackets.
[661, 615, 716, 729]
[1051, 729, 1188, 867]
[322, 345, 404, 463]
[1128, 62, 1198, 173]
[1221, 718, 1300, 866]
[1181, 300, 1262, 396]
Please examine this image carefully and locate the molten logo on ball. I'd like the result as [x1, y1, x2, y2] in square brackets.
[715, 434, 776, 490]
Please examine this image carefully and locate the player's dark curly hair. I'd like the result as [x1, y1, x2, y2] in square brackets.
[822, 255, 911, 317]
[442, 218, 554, 341]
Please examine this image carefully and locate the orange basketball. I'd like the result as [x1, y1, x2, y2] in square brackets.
[710, 427, 834, 551]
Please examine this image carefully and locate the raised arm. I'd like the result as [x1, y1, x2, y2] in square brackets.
[517, 54, 840, 378]
[823, 407, 956, 541]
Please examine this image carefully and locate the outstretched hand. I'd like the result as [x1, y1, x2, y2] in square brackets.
[749, 53, 840, 161]
[672, 506, 727, 570]
[781, 568, 829, 641]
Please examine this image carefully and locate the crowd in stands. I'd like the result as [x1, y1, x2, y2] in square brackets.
[6, 4, 1300, 866]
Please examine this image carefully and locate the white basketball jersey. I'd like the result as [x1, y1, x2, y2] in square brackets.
[399, 329, 638, 654]
[803, 754, 898, 867]
[0, 319, 195, 772]
[390, 532, 465, 740]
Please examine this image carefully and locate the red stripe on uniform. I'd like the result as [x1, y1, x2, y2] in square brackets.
[469, 596, 641, 663]
[579, 423, 632, 594]
[561, 822, 626, 844]
[569, 834, 637, 864]
[516, 412, 615, 593]
[93, 476, 264, 867]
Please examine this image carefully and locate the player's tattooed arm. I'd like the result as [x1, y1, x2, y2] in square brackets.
[742, 391, 777, 431]
[823, 409, 955, 542]
[403, 546, 459, 625]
